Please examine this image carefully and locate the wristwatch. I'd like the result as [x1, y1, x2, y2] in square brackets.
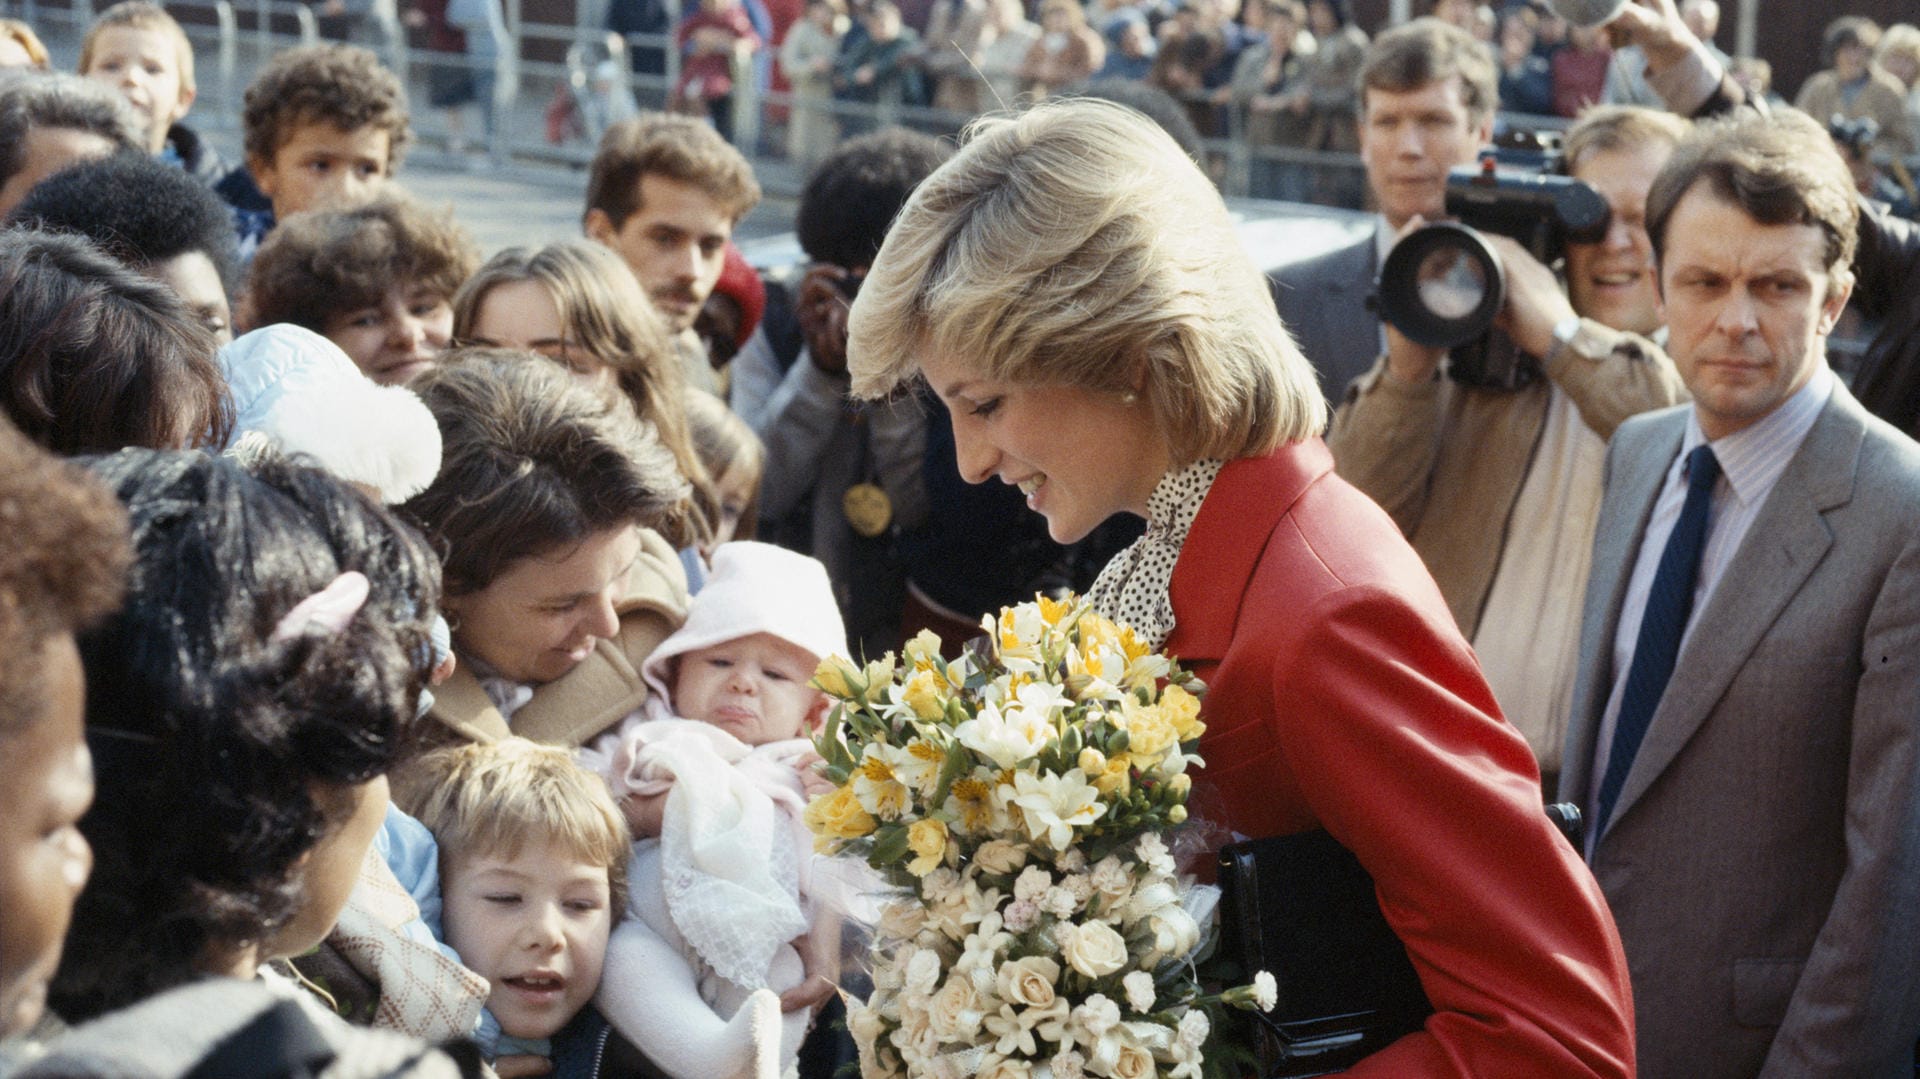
[1546, 316, 1612, 364]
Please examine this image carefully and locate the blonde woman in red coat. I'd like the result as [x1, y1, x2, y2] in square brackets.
[844, 98, 1638, 1077]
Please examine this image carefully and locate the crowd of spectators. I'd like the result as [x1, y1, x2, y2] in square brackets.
[4, 0, 1920, 1076]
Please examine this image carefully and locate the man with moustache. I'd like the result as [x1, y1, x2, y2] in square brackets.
[584, 112, 760, 394]
[1326, 104, 1690, 789]
[1562, 107, 1920, 1076]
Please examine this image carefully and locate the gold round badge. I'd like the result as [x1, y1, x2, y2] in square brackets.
[843, 482, 893, 538]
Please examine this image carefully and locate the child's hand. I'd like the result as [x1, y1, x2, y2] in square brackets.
[796, 748, 835, 799]
[622, 791, 667, 838]
[493, 1055, 553, 1078]
[779, 974, 835, 1015]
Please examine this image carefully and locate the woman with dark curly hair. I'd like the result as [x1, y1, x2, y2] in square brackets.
[25, 449, 472, 1075]
[246, 192, 479, 385]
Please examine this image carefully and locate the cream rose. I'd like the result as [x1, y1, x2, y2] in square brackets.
[929, 976, 985, 1043]
[1110, 1042, 1156, 1079]
[1062, 919, 1128, 979]
[995, 954, 1062, 1008]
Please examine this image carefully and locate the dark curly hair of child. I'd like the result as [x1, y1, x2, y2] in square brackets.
[11, 153, 241, 298]
[247, 192, 476, 334]
[240, 42, 412, 173]
[50, 449, 441, 1022]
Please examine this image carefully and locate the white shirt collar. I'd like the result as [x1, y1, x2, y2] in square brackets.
[1679, 363, 1834, 507]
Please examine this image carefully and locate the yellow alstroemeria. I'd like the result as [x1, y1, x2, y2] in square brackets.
[906, 818, 949, 876]
[854, 755, 912, 820]
[1036, 593, 1074, 627]
[904, 628, 944, 666]
[946, 775, 996, 834]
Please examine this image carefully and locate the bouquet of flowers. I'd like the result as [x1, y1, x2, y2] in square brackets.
[804, 595, 1275, 1079]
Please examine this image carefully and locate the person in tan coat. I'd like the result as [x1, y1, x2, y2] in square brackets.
[399, 352, 693, 754]
[1327, 106, 1691, 785]
[1794, 16, 1915, 159]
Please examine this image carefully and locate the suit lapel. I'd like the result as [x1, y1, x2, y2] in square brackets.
[1562, 412, 1684, 803]
[1605, 388, 1864, 831]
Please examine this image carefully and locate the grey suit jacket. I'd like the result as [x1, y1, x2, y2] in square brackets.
[1270, 226, 1380, 403]
[1561, 381, 1920, 1078]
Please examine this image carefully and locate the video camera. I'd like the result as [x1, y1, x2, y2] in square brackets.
[1374, 130, 1610, 390]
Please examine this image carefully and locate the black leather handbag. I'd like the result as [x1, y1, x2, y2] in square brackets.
[1215, 829, 1433, 1077]
[1215, 806, 1586, 1077]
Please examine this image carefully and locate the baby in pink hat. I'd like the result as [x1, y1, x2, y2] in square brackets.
[586, 541, 847, 1079]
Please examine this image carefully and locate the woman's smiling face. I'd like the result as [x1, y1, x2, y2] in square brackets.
[919, 350, 1171, 544]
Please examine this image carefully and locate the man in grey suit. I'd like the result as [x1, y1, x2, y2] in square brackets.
[1562, 107, 1920, 1076]
[1270, 18, 1492, 401]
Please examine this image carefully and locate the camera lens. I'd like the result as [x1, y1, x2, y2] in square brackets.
[1413, 248, 1489, 321]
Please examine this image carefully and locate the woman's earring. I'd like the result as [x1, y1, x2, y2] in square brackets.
[1121, 390, 1139, 405]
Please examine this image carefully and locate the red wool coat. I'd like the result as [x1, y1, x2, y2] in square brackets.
[1163, 439, 1636, 1078]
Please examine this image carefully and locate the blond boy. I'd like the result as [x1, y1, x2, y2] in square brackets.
[402, 738, 632, 1070]
[79, 1, 223, 181]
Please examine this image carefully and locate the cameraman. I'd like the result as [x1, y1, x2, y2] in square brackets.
[1326, 105, 1689, 788]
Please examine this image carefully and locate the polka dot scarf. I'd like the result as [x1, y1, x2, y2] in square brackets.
[1086, 458, 1224, 650]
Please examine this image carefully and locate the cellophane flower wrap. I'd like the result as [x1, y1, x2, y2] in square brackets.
[804, 596, 1275, 1079]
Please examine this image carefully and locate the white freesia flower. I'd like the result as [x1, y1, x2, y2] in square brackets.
[1010, 769, 1107, 851]
[1061, 920, 1128, 979]
[956, 700, 1055, 769]
[1122, 970, 1156, 1012]
[1124, 881, 1180, 926]
[984, 997, 1069, 1058]
[1253, 970, 1277, 1011]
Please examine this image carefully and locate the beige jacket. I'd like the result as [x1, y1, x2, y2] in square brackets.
[1327, 321, 1687, 638]
[426, 526, 690, 748]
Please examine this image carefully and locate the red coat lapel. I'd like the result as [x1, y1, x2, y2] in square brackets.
[1164, 438, 1336, 664]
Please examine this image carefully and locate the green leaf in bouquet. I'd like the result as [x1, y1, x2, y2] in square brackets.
[926, 739, 971, 810]
[867, 821, 913, 868]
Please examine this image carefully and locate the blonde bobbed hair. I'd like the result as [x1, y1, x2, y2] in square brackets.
[845, 99, 1325, 462]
